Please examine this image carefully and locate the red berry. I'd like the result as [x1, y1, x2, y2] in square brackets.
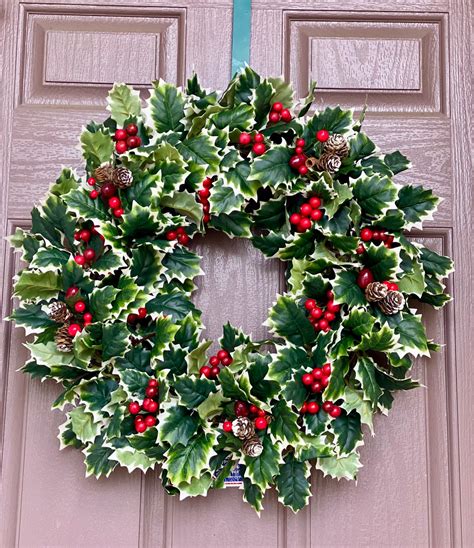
[310, 381, 322, 393]
[356, 243, 366, 254]
[300, 402, 308, 414]
[166, 231, 177, 241]
[298, 165, 308, 175]
[295, 146, 304, 155]
[108, 197, 121, 209]
[272, 102, 283, 112]
[327, 290, 334, 299]
[74, 231, 81, 241]
[125, 123, 138, 136]
[269, 111, 280, 123]
[217, 349, 230, 361]
[357, 268, 374, 289]
[115, 140, 128, 154]
[66, 286, 79, 298]
[255, 417, 268, 430]
[379, 230, 388, 241]
[321, 376, 330, 388]
[101, 182, 116, 198]
[310, 307, 323, 319]
[296, 138, 305, 147]
[129, 402, 140, 414]
[147, 400, 159, 413]
[298, 217, 312, 231]
[316, 129, 329, 142]
[239, 132, 252, 145]
[326, 301, 340, 314]
[89, 190, 99, 199]
[312, 368, 323, 379]
[307, 401, 320, 414]
[249, 404, 259, 415]
[74, 300, 86, 313]
[142, 398, 152, 411]
[360, 228, 373, 242]
[83, 248, 95, 261]
[372, 230, 382, 241]
[145, 386, 157, 398]
[145, 415, 157, 427]
[74, 255, 85, 266]
[135, 415, 144, 423]
[254, 133, 264, 143]
[202, 178, 213, 189]
[198, 188, 210, 199]
[200, 365, 212, 378]
[310, 209, 323, 221]
[302, 373, 314, 386]
[257, 409, 266, 417]
[203, 214, 211, 223]
[148, 378, 158, 387]
[135, 421, 147, 433]
[289, 154, 304, 169]
[252, 142, 266, 155]
[127, 313, 138, 324]
[290, 213, 302, 225]
[220, 357, 232, 367]
[68, 323, 81, 336]
[83, 312, 93, 323]
[115, 129, 127, 141]
[87, 177, 96, 187]
[309, 196, 321, 209]
[322, 401, 333, 413]
[389, 282, 399, 291]
[137, 307, 147, 319]
[175, 227, 185, 235]
[211, 366, 220, 377]
[317, 319, 329, 330]
[223, 421, 233, 432]
[209, 356, 220, 367]
[324, 311, 336, 322]
[79, 229, 91, 242]
[322, 363, 331, 376]
[177, 234, 190, 245]
[113, 208, 124, 218]
[234, 401, 249, 417]
[280, 109, 292, 122]
[127, 136, 141, 148]
[329, 406, 342, 418]
[203, 203, 210, 213]
[305, 298, 316, 310]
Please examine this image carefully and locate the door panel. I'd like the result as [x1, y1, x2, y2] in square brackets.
[1, 0, 472, 547]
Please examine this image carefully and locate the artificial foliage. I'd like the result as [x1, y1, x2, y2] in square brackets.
[10, 67, 453, 513]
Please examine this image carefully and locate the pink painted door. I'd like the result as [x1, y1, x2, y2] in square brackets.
[0, 0, 472, 547]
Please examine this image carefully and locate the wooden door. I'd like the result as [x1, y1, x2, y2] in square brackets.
[0, 0, 472, 547]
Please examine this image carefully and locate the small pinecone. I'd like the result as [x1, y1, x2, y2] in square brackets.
[232, 417, 255, 440]
[378, 290, 406, 315]
[48, 301, 72, 323]
[242, 435, 264, 457]
[323, 134, 350, 158]
[113, 167, 133, 189]
[365, 282, 389, 303]
[55, 324, 73, 353]
[93, 164, 115, 183]
[315, 153, 342, 173]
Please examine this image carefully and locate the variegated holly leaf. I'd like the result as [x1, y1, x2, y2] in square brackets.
[243, 436, 283, 491]
[352, 174, 398, 218]
[276, 453, 311, 512]
[316, 452, 362, 480]
[107, 83, 141, 126]
[164, 432, 216, 485]
[266, 295, 316, 347]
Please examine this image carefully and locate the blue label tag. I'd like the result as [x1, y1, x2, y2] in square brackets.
[224, 463, 244, 487]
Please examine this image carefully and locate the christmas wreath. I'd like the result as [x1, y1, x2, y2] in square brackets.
[10, 67, 453, 513]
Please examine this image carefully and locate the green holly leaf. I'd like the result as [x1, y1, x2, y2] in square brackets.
[253, 79, 274, 127]
[353, 175, 398, 217]
[332, 270, 366, 307]
[69, 406, 100, 444]
[333, 412, 362, 455]
[324, 356, 350, 401]
[163, 247, 203, 284]
[88, 286, 120, 322]
[324, 181, 353, 219]
[419, 246, 454, 279]
[148, 79, 184, 133]
[247, 354, 280, 402]
[248, 146, 294, 191]
[107, 83, 141, 126]
[381, 312, 430, 357]
[80, 128, 114, 170]
[83, 438, 117, 478]
[303, 408, 330, 436]
[220, 322, 251, 352]
[50, 168, 80, 196]
[130, 244, 163, 288]
[147, 290, 197, 321]
[224, 160, 260, 199]
[316, 452, 362, 480]
[30, 247, 70, 270]
[218, 367, 253, 403]
[342, 387, 374, 432]
[174, 377, 216, 408]
[243, 478, 264, 513]
[210, 211, 252, 238]
[102, 322, 130, 361]
[251, 231, 287, 257]
[110, 446, 157, 473]
[197, 391, 229, 420]
[276, 453, 311, 512]
[164, 432, 216, 485]
[343, 308, 375, 337]
[270, 400, 301, 445]
[348, 132, 376, 160]
[63, 188, 109, 223]
[303, 106, 353, 143]
[80, 379, 118, 413]
[396, 185, 439, 229]
[176, 134, 220, 174]
[10, 303, 56, 332]
[268, 76, 294, 107]
[244, 436, 283, 491]
[208, 180, 245, 215]
[384, 151, 410, 174]
[253, 199, 286, 231]
[268, 345, 311, 385]
[363, 243, 401, 281]
[161, 190, 203, 225]
[212, 103, 254, 130]
[398, 261, 426, 297]
[357, 324, 398, 352]
[14, 270, 61, 301]
[120, 201, 160, 239]
[353, 356, 382, 407]
[159, 405, 200, 446]
[150, 316, 180, 360]
[266, 296, 316, 347]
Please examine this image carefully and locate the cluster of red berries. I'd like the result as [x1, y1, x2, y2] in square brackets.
[300, 399, 342, 418]
[356, 268, 399, 291]
[87, 178, 124, 217]
[289, 196, 323, 232]
[356, 227, 394, 254]
[222, 400, 268, 431]
[74, 247, 96, 267]
[128, 378, 160, 433]
[200, 349, 233, 379]
[64, 286, 93, 335]
[114, 124, 141, 155]
[304, 290, 340, 332]
[301, 363, 332, 394]
[127, 306, 148, 325]
[268, 102, 292, 124]
[197, 177, 212, 224]
[238, 132, 266, 156]
[289, 138, 308, 176]
[165, 227, 190, 246]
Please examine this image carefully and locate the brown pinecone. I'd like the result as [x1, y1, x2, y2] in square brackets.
[55, 324, 74, 353]
[323, 134, 350, 158]
[315, 153, 342, 173]
[365, 282, 389, 303]
[242, 435, 263, 457]
[378, 290, 406, 315]
[113, 167, 133, 189]
[93, 164, 115, 183]
[232, 417, 255, 440]
[48, 301, 72, 323]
